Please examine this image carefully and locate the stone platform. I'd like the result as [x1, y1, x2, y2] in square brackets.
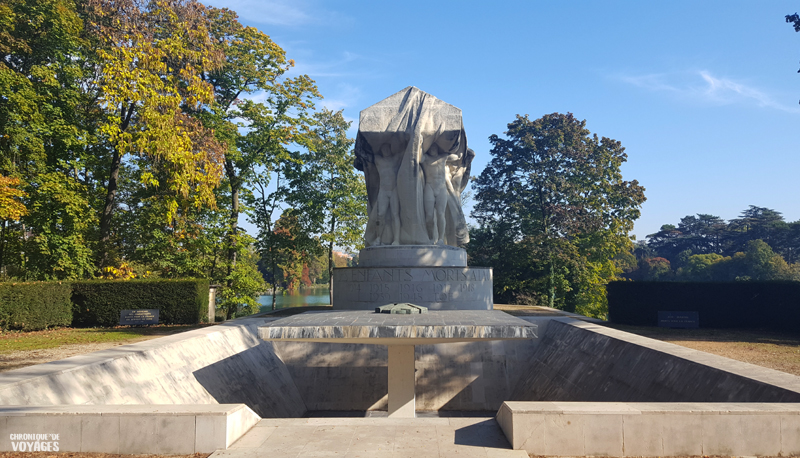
[258, 310, 536, 345]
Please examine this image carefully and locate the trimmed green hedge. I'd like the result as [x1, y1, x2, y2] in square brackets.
[71, 279, 209, 327]
[0, 282, 73, 331]
[607, 281, 800, 331]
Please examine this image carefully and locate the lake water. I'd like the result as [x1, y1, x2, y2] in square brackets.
[257, 286, 331, 312]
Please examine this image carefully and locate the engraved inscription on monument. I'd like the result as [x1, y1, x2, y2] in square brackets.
[333, 267, 492, 310]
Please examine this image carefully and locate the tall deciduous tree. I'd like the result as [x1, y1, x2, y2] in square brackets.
[200, 7, 319, 301]
[471, 113, 645, 316]
[0, 0, 98, 279]
[88, 0, 226, 267]
[286, 109, 367, 299]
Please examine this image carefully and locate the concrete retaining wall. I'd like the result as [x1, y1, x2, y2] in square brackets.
[0, 318, 306, 418]
[497, 401, 800, 456]
[273, 338, 539, 411]
[2, 314, 800, 418]
[0, 404, 259, 454]
[512, 318, 800, 402]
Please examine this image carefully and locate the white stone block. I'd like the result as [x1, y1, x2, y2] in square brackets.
[781, 414, 800, 456]
[120, 415, 157, 454]
[737, 414, 781, 456]
[81, 415, 119, 453]
[226, 405, 261, 448]
[622, 414, 662, 456]
[195, 414, 227, 452]
[543, 414, 584, 456]
[495, 404, 514, 445]
[583, 414, 623, 456]
[156, 415, 196, 454]
[516, 414, 545, 452]
[660, 414, 703, 456]
[701, 412, 741, 456]
[7, 414, 81, 452]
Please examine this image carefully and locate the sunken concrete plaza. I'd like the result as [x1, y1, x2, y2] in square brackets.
[0, 309, 799, 456]
[260, 310, 537, 417]
[0, 88, 798, 456]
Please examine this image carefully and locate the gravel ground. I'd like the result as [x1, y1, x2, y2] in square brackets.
[605, 324, 800, 376]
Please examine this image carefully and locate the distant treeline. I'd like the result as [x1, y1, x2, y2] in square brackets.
[619, 206, 800, 282]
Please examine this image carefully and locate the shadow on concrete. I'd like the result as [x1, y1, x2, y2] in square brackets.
[453, 419, 512, 448]
[305, 410, 496, 418]
[273, 342, 390, 411]
[510, 319, 800, 403]
[193, 341, 307, 418]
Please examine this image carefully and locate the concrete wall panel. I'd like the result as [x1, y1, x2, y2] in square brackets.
[498, 401, 800, 457]
[511, 318, 800, 402]
[273, 338, 540, 412]
[0, 318, 306, 418]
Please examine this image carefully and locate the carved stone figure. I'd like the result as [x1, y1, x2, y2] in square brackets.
[354, 87, 474, 247]
[372, 143, 402, 246]
[421, 144, 460, 245]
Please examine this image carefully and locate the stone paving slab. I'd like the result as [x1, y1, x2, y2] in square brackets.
[259, 310, 537, 344]
[212, 417, 527, 458]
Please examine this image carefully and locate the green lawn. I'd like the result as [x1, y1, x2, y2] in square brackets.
[0, 324, 214, 353]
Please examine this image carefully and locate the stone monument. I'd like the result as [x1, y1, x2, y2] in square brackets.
[332, 87, 493, 310]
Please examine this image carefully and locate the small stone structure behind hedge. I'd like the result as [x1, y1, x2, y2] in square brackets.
[607, 280, 800, 331]
[72, 279, 210, 327]
[0, 282, 73, 331]
[0, 279, 209, 331]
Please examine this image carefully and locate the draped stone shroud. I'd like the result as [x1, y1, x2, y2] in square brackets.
[354, 86, 474, 247]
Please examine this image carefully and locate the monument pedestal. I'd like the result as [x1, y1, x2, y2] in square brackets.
[332, 245, 493, 310]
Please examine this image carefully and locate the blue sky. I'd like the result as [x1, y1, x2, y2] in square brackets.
[208, 0, 800, 241]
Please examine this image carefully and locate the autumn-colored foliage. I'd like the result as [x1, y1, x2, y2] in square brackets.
[0, 0, 334, 317]
[0, 176, 27, 221]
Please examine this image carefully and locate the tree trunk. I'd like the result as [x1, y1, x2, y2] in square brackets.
[225, 183, 239, 319]
[224, 157, 240, 320]
[227, 184, 239, 273]
[98, 103, 134, 268]
[0, 219, 6, 278]
[548, 257, 555, 309]
[271, 253, 277, 310]
[98, 148, 122, 268]
[328, 215, 336, 303]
